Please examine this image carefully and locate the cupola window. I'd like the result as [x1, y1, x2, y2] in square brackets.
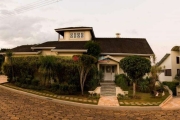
[70, 32, 84, 39]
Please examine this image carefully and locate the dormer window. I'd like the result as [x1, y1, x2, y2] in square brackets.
[70, 32, 84, 39]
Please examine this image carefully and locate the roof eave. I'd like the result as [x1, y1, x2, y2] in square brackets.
[0, 51, 41, 55]
[101, 53, 154, 57]
[51, 49, 87, 52]
[31, 47, 56, 50]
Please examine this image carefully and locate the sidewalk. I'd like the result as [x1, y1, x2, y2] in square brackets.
[161, 97, 180, 110]
[98, 96, 119, 106]
[0, 75, 8, 84]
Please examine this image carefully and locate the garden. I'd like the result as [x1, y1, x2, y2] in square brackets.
[0, 49, 175, 106]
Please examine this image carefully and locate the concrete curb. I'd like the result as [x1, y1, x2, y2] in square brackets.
[0, 85, 165, 111]
[159, 95, 172, 107]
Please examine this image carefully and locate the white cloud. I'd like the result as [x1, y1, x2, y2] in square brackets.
[1, 0, 180, 61]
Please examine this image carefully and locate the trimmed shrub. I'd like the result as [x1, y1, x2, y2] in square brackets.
[163, 81, 179, 96]
[31, 79, 39, 86]
[51, 83, 59, 92]
[137, 77, 150, 93]
[68, 84, 77, 94]
[115, 74, 129, 90]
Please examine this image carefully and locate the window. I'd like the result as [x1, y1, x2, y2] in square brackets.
[177, 57, 179, 64]
[177, 69, 180, 76]
[70, 33, 73, 38]
[70, 32, 84, 39]
[165, 69, 171, 76]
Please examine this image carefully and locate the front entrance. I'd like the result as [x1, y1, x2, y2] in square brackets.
[100, 65, 116, 81]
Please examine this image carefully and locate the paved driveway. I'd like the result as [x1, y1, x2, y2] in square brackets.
[0, 86, 180, 120]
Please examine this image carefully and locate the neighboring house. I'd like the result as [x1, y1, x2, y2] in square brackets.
[0, 27, 154, 81]
[157, 46, 180, 82]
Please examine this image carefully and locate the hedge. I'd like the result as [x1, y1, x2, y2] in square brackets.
[163, 81, 179, 96]
[2, 56, 96, 95]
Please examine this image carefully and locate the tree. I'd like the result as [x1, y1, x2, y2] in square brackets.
[85, 41, 101, 58]
[150, 55, 163, 90]
[73, 54, 97, 95]
[119, 56, 151, 97]
[39, 56, 57, 86]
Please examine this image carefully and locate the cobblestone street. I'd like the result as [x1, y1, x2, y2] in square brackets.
[0, 86, 180, 120]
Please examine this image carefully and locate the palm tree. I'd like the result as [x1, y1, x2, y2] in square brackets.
[39, 56, 56, 86]
[150, 55, 162, 90]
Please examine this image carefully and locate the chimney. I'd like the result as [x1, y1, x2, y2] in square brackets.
[116, 33, 120, 38]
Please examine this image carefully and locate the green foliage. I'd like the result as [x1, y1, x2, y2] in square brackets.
[119, 56, 151, 97]
[163, 81, 179, 96]
[51, 83, 60, 92]
[117, 94, 129, 100]
[31, 79, 39, 86]
[137, 77, 150, 93]
[85, 41, 101, 58]
[3, 56, 95, 95]
[39, 56, 57, 86]
[119, 56, 151, 81]
[57, 82, 77, 95]
[0, 55, 5, 73]
[115, 74, 129, 90]
[73, 54, 97, 95]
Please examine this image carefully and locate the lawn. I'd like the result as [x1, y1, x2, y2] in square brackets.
[2, 83, 100, 105]
[118, 89, 170, 106]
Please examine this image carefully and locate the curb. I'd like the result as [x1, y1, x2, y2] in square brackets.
[159, 95, 172, 107]
[0, 85, 164, 111]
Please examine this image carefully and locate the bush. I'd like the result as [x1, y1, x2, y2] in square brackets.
[117, 94, 129, 100]
[31, 79, 39, 86]
[51, 83, 59, 92]
[137, 77, 150, 93]
[115, 74, 129, 90]
[25, 78, 31, 85]
[55, 83, 77, 95]
[163, 81, 179, 96]
[68, 84, 77, 94]
[14, 82, 21, 87]
[21, 84, 28, 89]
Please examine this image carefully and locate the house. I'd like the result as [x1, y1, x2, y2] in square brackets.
[0, 27, 154, 81]
[157, 46, 180, 82]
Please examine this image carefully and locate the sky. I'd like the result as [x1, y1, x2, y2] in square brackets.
[0, 0, 180, 61]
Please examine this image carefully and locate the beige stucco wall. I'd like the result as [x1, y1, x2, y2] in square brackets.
[159, 55, 172, 82]
[57, 52, 83, 57]
[41, 50, 57, 56]
[63, 31, 92, 41]
[98, 55, 151, 76]
[171, 51, 180, 80]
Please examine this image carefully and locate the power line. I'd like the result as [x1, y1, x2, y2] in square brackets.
[15, 0, 57, 13]
[0, 0, 60, 19]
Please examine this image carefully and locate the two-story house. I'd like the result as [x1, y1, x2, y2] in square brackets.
[1, 26, 154, 81]
[157, 46, 180, 82]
